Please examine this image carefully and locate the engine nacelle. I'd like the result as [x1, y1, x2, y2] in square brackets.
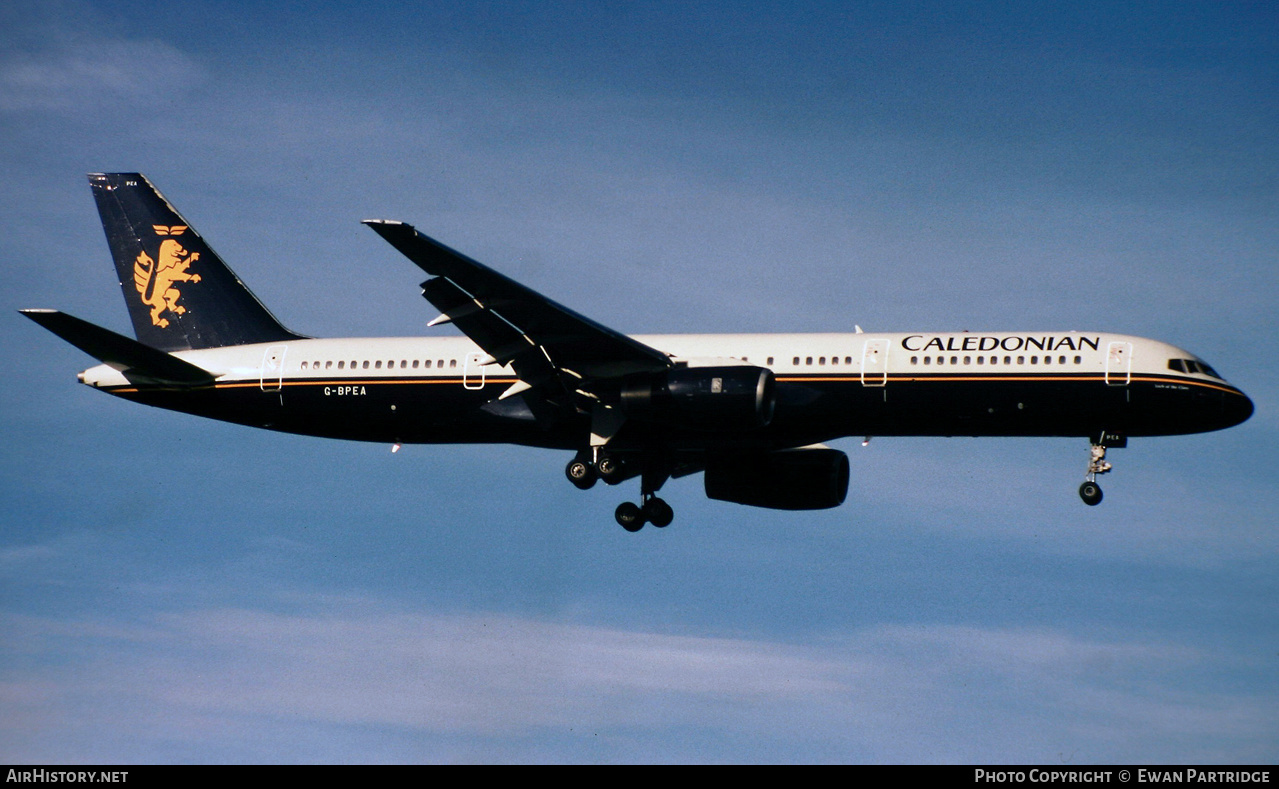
[621, 365, 776, 431]
[704, 447, 849, 510]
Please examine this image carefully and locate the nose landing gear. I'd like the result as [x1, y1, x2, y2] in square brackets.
[1079, 441, 1115, 506]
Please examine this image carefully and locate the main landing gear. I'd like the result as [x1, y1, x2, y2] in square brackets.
[1079, 441, 1114, 506]
[565, 451, 674, 532]
[614, 496, 674, 532]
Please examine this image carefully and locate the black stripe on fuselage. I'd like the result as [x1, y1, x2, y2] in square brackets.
[96, 370, 1249, 448]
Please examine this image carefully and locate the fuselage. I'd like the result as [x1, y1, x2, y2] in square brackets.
[79, 330, 1254, 450]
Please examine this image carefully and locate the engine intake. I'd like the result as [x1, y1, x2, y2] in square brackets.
[704, 447, 849, 510]
[621, 365, 775, 431]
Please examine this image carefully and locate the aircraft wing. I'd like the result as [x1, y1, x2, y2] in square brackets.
[363, 221, 672, 391]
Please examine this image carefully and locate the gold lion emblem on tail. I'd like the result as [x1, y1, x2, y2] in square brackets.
[134, 225, 201, 327]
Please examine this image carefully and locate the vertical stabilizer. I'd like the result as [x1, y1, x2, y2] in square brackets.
[88, 173, 304, 351]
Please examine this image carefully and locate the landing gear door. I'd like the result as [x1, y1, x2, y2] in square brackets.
[1105, 341, 1131, 386]
[860, 339, 888, 387]
[260, 345, 287, 392]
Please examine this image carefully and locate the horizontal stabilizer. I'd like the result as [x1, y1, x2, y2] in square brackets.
[19, 309, 215, 386]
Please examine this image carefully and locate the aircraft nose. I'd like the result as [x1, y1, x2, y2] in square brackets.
[1224, 388, 1254, 428]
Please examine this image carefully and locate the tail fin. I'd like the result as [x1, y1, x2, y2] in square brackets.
[88, 173, 305, 351]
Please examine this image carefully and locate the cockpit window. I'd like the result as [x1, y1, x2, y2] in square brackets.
[1169, 358, 1224, 380]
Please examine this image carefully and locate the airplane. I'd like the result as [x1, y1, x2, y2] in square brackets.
[21, 173, 1254, 531]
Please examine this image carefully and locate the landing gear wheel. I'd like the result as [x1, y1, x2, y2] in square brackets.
[643, 497, 674, 528]
[597, 454, 625, 485]
[615, 502, 645, 531]
[1079, 481, 1103, 506]
[565, 458, 597, 490]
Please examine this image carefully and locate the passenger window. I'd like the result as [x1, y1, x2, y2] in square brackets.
[911, 356, 919, 365]
[375, 360, 382, 369]
[845, 356, 852, 364]
[976, 356, 984, 365]
[1031, 356, 1038, 364]
[963, 356, 971, 365]
[767, 357, 775, 365]
[806, 357, 813, 365]
[412, 360, 419, 369]
[950, 356, 958, 365]
[325, 361, 332, 370]
[1059, 356, 1066, 365]
[449, 359, 457, 368]
[362, 361, 369, 369]
[819, 357, 826, 365]
[923, 356, 931, 365]
[301, 361, 308, 370]
[1044, 356, 1052, 365]
[1074, 356, 1081, 364]
[1017, 356, 1025, 365]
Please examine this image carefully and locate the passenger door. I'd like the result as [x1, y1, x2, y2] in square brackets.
[1105, 341, 1131, 386]
[860, 339, 888, 387]
[260, 345, 287, 392]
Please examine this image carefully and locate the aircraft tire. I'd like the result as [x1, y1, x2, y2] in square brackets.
[1079, 481, 1103, 506]
[615, 502, 645, 531]
[644, 498, 674, 528]
[597, 454, 625, 485]
[566, 459, 597, 490]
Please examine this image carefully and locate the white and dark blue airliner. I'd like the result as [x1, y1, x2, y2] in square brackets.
[22, 174, 1254, 530]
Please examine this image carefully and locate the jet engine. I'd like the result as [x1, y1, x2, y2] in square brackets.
[704, 447, 849, 510]
[620, 365, 775, 431]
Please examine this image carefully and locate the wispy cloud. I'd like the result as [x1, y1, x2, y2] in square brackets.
[0, 35, 207, 112]
[1, 605, 1273, 762]
[0, 543, 56, 566]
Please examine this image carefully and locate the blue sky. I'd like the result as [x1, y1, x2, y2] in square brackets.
[1, 1, 1276, 763]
